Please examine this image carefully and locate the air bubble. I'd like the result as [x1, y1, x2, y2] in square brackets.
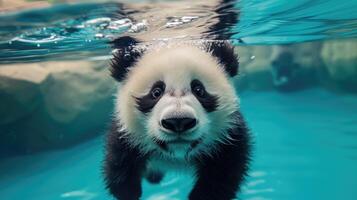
[124, 54, 131, 60]
[95, 33, 105, 38]
[129, 20, 148, 33]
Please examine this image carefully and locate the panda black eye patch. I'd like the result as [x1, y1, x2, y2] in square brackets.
[190, 79, 219, 112]
[135, 81, 166, 113]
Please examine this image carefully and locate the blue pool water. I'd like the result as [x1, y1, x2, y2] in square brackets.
[1, 89, 357, 200]
[1, 0, 357, 63]
[0, 0, 357, 200]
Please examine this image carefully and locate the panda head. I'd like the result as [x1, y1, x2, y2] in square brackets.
[111, 36, 240, 159]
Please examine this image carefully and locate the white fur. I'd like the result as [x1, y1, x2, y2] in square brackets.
[115, 44, 239, 165]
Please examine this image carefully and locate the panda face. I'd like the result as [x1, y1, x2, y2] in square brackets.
[115, 45, 239, 159]
[135, 78, 218, 157]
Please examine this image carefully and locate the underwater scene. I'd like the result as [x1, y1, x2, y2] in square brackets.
[1, 0, 357, 200]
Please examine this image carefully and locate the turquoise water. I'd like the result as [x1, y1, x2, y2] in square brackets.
[1, 0, 357, 200]
[1, 0, 357, 63]
[1, 89, 357, 200]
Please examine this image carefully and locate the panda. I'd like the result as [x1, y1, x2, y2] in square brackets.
[103, 37, 251, 200]
[103, 1, 251, 200]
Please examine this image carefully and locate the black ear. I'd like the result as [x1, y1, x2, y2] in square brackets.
[205, 0, 239, 40]
[207, 41, 239, 77]
[110, 36, 143, 82]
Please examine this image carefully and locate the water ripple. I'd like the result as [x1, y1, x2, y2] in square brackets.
[1, 0, 357, 62]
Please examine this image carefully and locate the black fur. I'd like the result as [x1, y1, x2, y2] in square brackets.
[135, 94, 157, 114]
[205, 0, 239, 40]
[103, 122, 148, 200]
[189, 112, 251, 200]
[191, 79, 219, 112]
[110, 36, 143, 82]
[135, 80, 166, 114]
[207, 41, 239, 77]
[104, 112, 251, 200]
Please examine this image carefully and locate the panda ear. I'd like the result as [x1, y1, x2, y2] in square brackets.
[111, 36, 139, 49]
[208, 41, 239, 77]
[110, 36, 144, 82]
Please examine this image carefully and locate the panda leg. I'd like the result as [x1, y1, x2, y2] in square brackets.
[104, 128, 147, 200]
[189, 160, 245, 200]
[189, 129, 250, 200]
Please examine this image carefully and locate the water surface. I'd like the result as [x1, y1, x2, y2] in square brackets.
[0, 0, 357, 63]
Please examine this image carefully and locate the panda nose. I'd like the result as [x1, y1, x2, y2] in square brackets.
[161, 117, 197, 133]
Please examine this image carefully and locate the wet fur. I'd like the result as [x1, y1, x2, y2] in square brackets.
[104, 112, 250, 200]
[104, 39, 251, 200]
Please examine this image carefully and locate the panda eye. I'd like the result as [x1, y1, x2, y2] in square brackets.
[151, 87, 163, 99]
[191, 79, 206, 98]
[193, 85, 206, 97]
[149, 81, 165, 99]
